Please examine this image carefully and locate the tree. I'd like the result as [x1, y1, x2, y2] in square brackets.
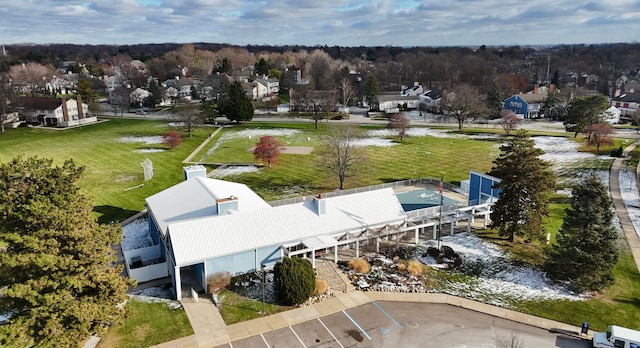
[339, 78, 353, 108]
[564, 94, 608, 137]
[443, 84, 484, 129]
[308, 50, 332, 90]
[8, 62, 52, 96]
[220, 81, 254, 123]
[75, 78, 98, 103]
[499, 110, 522, 136]
[273, 257, 315, 306]
[364, 75, 379, 110]
[254, 57, 270, 76]
[388, 113, 410, 140]
[0, 73, 13, 132]
[0, 156, 133, 347]
[171, 104, 203, 138]
[319, 125, 368, 190]
[544, 174, 618, 293]
[539, 90, 567, 121]
[489, 130, 556, 242]
[586, 123, 614, 154]
[253, 135, 284, 168]
[485, 80, 503, 119]
[162, 130, 182, 149]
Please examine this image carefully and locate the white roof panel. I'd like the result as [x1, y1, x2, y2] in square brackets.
[145, 176, 271, 235]
[168, 188, 407, 266]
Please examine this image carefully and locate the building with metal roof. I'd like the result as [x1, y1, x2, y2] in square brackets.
[142, 168, 407, 300]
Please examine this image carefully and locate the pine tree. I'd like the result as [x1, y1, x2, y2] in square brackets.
[485, 80, 503, 119]
[364, 75, 379, 110]
[489, 130, 556, 242]
[221, 81, 254, 123]
[0, 156, 133, 347]
[544, 174, 618, 293]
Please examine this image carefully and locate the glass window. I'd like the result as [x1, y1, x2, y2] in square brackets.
[614, 339, 625, 348]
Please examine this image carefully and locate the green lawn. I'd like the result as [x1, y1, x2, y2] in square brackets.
[0, 119, 212, 223]
[217, 289, 293, 325]
[96, 299, 193, 348]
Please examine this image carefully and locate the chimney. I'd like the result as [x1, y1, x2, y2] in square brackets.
[61, 98, 69, 121]
[312, 194, 326, 215]
[549, 84, 555, 93]
[534, 84, 539, 94]
[216, 196, 238, 215]
[76, 95, 84, 119]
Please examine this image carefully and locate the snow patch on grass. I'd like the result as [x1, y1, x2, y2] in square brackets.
[134, 149, 166, 153]
[210, 165, 260, 178]
[351, 138, 397, 147]
[116, 136, 164, 144]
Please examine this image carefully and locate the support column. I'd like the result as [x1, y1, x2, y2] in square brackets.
[356, 240, 360, 258]
[470, 208, 475, 224]
[484, 213, 489, 228]
[450, 220, 455, 235]
[432, 225, 437, 239]
[376, 238, 380, 253]
[311, 250, 316, 267]
[174, 266, 182, 301]
[414, 228, 419, 244]
[334, 246, 338, 263]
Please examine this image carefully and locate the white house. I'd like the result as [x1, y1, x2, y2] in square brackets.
[130, 88, 151, 106]
[253, 76, 279, 100]
[136, 167, 408, 300]
[376, 94, 421, 113]
[603, 106, 621, 124]
[419, 89, 443, 113]
[17, 96, 96, 127]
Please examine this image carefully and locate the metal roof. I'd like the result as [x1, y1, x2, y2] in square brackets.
[145, 176, 271, 236]
[166, 187, 407, 266]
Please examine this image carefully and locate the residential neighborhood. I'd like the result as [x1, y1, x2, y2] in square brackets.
[2, 38, 640, 348]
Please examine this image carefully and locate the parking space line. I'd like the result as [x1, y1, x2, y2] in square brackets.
[317, 318, 345, 348]
[372, 301, 404, 328]
[342, 310, 372, 341]
[289, 325, 308, 348]
[260, 333, 270, 347]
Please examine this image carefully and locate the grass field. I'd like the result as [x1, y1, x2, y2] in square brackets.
[96, 299, 193, 348]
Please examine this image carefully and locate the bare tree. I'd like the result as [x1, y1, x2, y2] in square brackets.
[388, 113, 410, 141]
[319, 125, 368, 190]
[499, 110, 522, 135]
[8, 63, 53, 96]
[586, 123, 614, 154]
[170, 104, 203, 138]
[308, 50, 332, 90]
[339, 78, 354, 108]
[291, 85, 335, 129]
[0, 73, 13, 132]
[443, 84, 484, 129]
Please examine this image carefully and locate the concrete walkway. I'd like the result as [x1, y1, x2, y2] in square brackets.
[610, 143, 640, 272]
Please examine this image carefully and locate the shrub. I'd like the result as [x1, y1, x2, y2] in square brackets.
[348, 258, 371, 274]
[206, 271, 231, 295]
[273, 257, 316, 306]
[441, 245, 456, 259]
[396, 261, 407, 272]
[426, 247, 440, 258]
[407, 259, 425, 276]
[315, 278, 328, 295]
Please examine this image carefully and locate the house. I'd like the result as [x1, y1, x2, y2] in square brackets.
[253, 76, 279, 100]
[289, 88, 337, 113]
[502, 93, 546, 118]
[603, 106, 621, 124]
[401, 82, 424, 96]
[419, 89, 443, 113]
[162, 77, 198, 100]
[1, 110, 21, 128]
[139, 167, 408, 300]
[610, 92, 640, 116]
[16, 96, 96, 127]
[376, 94, 421, 113]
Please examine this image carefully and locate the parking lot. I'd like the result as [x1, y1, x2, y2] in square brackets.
[214, 302, 591, 348]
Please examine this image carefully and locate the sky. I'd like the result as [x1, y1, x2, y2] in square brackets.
[1, 0, 639, 47]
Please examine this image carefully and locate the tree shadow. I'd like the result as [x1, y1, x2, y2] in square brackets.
[93, 205, 141, 224]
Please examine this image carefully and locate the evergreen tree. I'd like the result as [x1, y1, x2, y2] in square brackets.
[564, 94, 608, 137]
[539, 90, 567, 121]
[220, 81, 254, 123]
[485, 80, 503, 119]
[254, 57, 270, 76]
[544, 174, 619, 293]
[551, 70, 561, 87]
[364, 75, 379, 110]
[489, 130, 556, 242]
[273, 257, 316, 306]
[0, 156, 133, 347]
[75, 78, 98, 103]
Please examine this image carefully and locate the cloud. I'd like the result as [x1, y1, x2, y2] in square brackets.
[1, 0, 638, 45]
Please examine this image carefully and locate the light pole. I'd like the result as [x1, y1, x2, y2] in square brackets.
[261, 264, 266, 316]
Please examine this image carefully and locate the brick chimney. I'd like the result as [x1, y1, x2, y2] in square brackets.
[534, 84, 539, 94]
[76, 95, 84, 118]
[61, 98, 69, 121]
[549, 84, 555, 93]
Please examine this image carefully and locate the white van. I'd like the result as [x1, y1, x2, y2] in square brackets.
[593, 325, 640, 348]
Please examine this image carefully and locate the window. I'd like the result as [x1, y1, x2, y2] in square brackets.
[614, 339, 626, 348]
